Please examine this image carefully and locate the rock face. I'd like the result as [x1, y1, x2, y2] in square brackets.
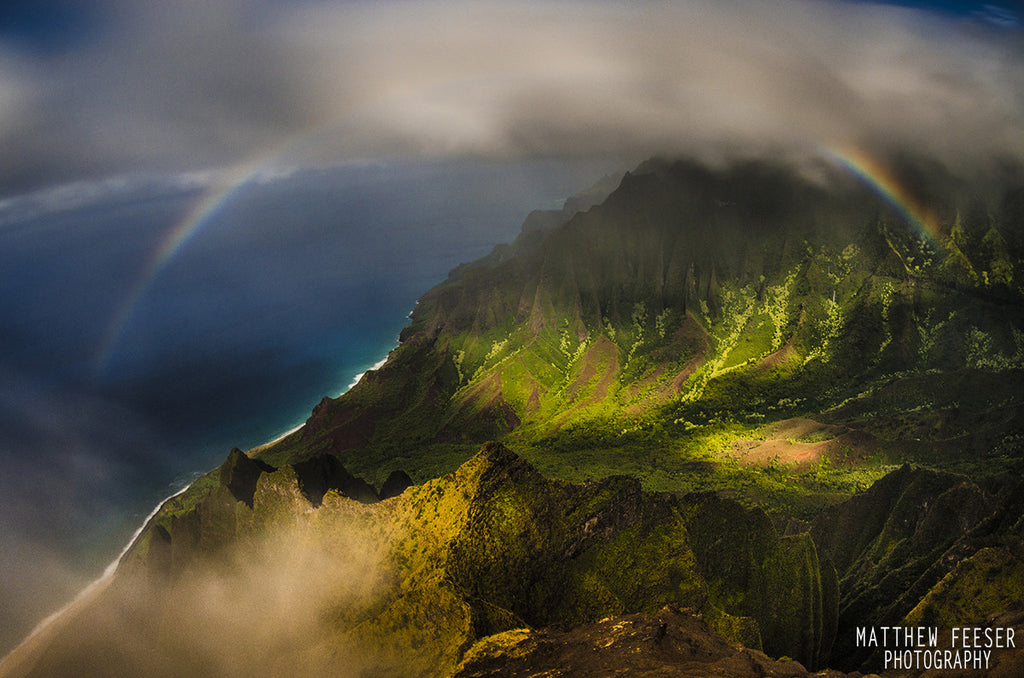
[810, 466, 1024, 673]
[218, 447, 274, 507]
[123, 450, 386, 578]
[378, 469, 413, 499]
[292, 453, 379, 505]
[444, 444, 835, 667]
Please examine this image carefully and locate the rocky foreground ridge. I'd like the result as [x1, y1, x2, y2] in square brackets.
[6, 443, 832, 677]
[6, 443, 1024, 677]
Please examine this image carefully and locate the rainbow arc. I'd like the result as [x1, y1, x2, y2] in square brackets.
[91, 160, 272, 380]
[827, 145, 943, 245]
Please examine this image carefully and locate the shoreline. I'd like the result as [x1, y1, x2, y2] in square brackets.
[345, 355, 390, 392]
[0, 481, 192, 677]
[0, 345, 399, 671]
[247, 353, 393, 454]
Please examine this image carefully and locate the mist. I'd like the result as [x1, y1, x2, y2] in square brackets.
[1, 0, 1022, 197]
[8, 512, 390, 678]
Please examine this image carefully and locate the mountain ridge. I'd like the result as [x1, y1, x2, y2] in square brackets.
[4, 443, 843, 677]
[263, 156, 1024, 500]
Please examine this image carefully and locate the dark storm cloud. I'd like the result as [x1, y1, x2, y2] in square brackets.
[0, 0, 1022, 196]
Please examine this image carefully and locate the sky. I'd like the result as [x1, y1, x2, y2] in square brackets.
[1, 0, 1023, 661]
[0, 0, 1022, 200]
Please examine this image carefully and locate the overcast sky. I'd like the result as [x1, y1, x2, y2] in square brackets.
[0, 0, 1022, 198]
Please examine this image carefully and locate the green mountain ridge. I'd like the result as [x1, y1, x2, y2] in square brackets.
[8, 443, 842, 676]
[272, 157, 1024, 500]
[5, 155, 1024, 677]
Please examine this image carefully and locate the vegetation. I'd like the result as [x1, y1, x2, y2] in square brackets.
[247, 158, 1024, 672]
[266, 157, 1024, 524]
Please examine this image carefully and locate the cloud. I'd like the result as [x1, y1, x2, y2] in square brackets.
[283, 0, 1024, 169]
[0, 0, 1022, 196]
[0, 170, 216, 226]
[974, 4, 1020, 28]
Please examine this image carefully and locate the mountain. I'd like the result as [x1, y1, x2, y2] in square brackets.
[271, 156, 1024, 504]
[4, 155, 1024, 677]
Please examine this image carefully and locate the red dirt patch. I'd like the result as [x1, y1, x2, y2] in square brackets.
[440, 371, 522, 438]
[566, 335, 619, 405]
[764, 417, 845, 441]
[730, 438, 828, 470]
[525, 384, 541, 415]
[623, 316, 711, 414]
[668, 316, 711, 394]
[819, 430, 879, 465]
[756, 337, 798, 371]
[727, 418, 874, 471]
[669, 353, 705, 393]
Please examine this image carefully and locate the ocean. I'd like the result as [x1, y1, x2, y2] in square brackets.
[0, 157, 615, 654]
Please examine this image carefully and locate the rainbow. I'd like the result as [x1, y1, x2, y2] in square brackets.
[92, 160, 270, 380]
[89, 106, 378, 382]
[827, 145, 942, 244]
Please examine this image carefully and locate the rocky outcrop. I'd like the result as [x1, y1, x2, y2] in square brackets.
[378, 469, 413, 499]
[440, 443, 833, 668]
[119, 448, 386, 579]
[217, 447, 274, 507]
[17, 444, 841, 677]
[292, 453, 379, 505]
[454, 606, 862, 678]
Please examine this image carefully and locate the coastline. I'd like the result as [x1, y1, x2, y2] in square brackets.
[344, 355, 390, 393]
[247, 353, 393, 455]
[0, 345, 399, 673]
[0, 482, 191, 678]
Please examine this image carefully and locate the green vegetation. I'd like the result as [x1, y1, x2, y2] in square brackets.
[245, 160, 1023, 535]
[106, 444, 838, 675]
[228, 159, 1024, 673]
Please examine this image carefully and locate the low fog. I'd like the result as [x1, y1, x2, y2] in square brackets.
[0, 0, 1022, 196]
[4, 515, 391, 678]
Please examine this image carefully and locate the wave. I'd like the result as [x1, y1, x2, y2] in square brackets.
[344, 355, 390, 393]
